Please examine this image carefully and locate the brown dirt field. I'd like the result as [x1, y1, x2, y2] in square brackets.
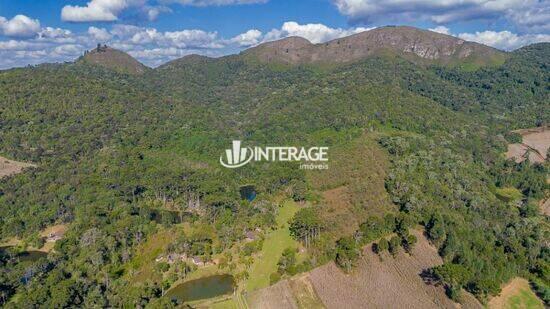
[288, 275, 325, 309]
[320, 186, 358, 236]
[487, 277, 544, 309]
[247, 279, 299, 309]
[505, 144, 530, 163]
[247, 274, 325, 309]
[249, 230, 482, 309]
[0, 156, 35, 179]
[506, 127, 550, 163]
[308, 230, 482, 309]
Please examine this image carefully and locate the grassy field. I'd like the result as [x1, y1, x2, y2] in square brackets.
[508, 289, 544, 309]
[306, 134, 395, 238]
[245, 200, 300, 292]
[210, 298, 239, 309]
[488, 277, 544, 309]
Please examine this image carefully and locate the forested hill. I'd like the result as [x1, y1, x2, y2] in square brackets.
[0, 27, 548, 307]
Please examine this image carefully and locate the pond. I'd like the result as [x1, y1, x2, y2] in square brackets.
[0, 246, 48, 262]
[240, 185, 256, 202]
[165, 274, 235, 303]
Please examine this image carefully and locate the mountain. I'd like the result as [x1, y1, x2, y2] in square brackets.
[78, 45, 150, 75]
[243, 26, 506, 67]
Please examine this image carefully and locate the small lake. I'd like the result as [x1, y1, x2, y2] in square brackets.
[240, 185, 256, 202]
[0, 246, 47, 262]
[165, 274, 235, 303]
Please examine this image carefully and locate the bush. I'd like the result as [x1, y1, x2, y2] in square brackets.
[376, 238, 389, 254]
[402, 234, 417, 253]
[269, 272, 282, 284]
[388, 236, 401, 256]
[504, 132, 522, 144]
[335, 237, 360, 272]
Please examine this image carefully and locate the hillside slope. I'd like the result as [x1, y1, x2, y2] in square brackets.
[79, 45, 149, 75]
[249, 230, 483, 309]
[0, 29, 547, 308]
[243, 26, 505, 66]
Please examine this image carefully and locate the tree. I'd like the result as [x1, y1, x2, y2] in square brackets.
[335, 237, 360, 272]
[388, 236, 401, 256]
[402, 234, 417, 253]
[378, 238, 390, 252]
[433, 263, 472, 300]
[289, 208, 322, 247]
[277, 248, 297, 275]
[291, 181, 307, 202]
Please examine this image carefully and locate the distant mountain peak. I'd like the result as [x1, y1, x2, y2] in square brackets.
[78, 45, 149, 75]
[244, 26, 506, 66]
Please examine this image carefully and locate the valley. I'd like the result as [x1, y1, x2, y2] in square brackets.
[0, 26, 547, 308]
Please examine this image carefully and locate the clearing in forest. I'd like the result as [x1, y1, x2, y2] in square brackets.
[306, 134, 396, 238]
[248, 230, 483, 309]
[506, 127, 550, 163]
[245, 200, 301, 292]
[487, 277, 544, 309]
[0, 156, 35, 178]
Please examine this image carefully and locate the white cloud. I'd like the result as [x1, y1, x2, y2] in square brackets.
[164, 30, 222, 48]
[0, 20, 548, 70]
[61, 0, 146, 22]
[264, 21, 371, 44]
[332, 0, 550, 33]
[108, 25, 222, 49]
[229, 29, 262, 46]
[429, 26, 450, 35]
[53, 44, 84, 56]
[0, 15, 41, 38]
[458, 30, 550, 50]
[88, 27, 113, 41]
[163, 0, 267, 6]
[61, 0, 264, 22]
[0, 40, 46, 51]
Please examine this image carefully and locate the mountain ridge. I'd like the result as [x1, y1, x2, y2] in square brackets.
[74, 26, 510, 73]
[242, 26, 506, 66]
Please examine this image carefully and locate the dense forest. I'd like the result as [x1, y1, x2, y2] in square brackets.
[0, 39, 548, 307]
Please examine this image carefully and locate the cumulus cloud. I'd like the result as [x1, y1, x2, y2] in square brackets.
[88, 27, 113, 41]
[458, 30, 550, 50]
[61, 0, 265, 22]
[332, 0, 550, 33]
[0, 15, 41, 38]
[264, 21, 371, 44]
[429, 26, 450, 35]
[39, 27, 73, 40]
[228, 29, 262, 46]
[61, 0, 146, 22]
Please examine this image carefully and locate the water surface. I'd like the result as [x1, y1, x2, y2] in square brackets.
[165, 274, 235, 303]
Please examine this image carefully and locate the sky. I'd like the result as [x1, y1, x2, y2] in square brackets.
[0, 0, 548, 69]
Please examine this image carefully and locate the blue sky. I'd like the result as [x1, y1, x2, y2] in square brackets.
[0, 0, 548, 68]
